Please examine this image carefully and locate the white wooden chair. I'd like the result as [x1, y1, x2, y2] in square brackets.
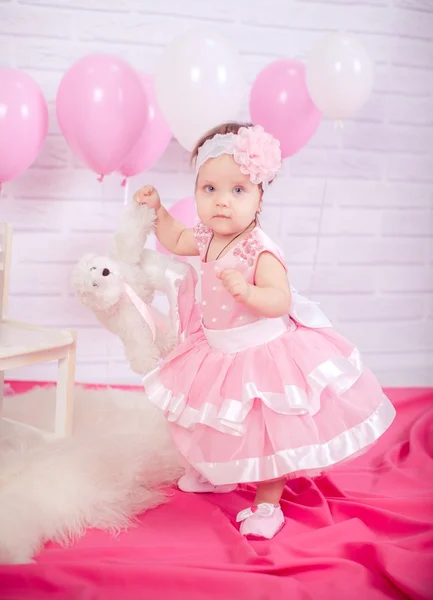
[0, 222, 77, 437]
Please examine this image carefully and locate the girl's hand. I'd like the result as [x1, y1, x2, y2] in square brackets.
[133, 185, 161, 211]
[217, 269, 250, 302]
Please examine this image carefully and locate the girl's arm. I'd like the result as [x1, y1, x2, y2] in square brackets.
[134, 185, 198, 257]
[218, 252, 291, 318]
[155, 206, 199, 256]
[244, 252, 291, 317]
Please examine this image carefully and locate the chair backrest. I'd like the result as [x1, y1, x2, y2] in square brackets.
[0, 222, 12, 320]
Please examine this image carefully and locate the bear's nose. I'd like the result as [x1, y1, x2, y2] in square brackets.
[102, 268, 110, 276]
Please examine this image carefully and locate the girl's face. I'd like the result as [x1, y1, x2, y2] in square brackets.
[195, 154, 261, 237]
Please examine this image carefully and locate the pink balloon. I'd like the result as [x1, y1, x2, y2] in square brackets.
[119, 73, 172, 178]
[0, 68, 48, 184]
[56, 54, 148, 177]
[156, 196, 197, 260]
[249, 59, 322, 158]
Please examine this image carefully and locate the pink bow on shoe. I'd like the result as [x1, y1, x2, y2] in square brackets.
[236, 503, 276, 522]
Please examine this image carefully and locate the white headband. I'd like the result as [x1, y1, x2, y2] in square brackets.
[195, 125, 282, 187]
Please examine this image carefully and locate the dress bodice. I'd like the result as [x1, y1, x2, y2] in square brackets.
[194, 223, 285, 330]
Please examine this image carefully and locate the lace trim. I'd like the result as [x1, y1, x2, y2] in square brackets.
[194, 127, 282, 186]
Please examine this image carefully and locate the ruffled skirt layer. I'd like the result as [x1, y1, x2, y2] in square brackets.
[143, 317, 395, 485]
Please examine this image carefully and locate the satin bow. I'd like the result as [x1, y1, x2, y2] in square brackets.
[289, 286, 332, 329]
[236, 503, 276, 522]
[123, 282, 168, 342]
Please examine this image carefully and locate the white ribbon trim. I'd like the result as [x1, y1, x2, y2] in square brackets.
[236, 503, 276, 523]
[202, 317, 290, 354]
[142, 370, 245, 436]
[168, 401, 246, 436]
[219, 349, 364, 425]
[202, 291, 332, 356]
[143, 348, 365, 436]
[218, 382, 311, 424]
[194, 394, 396, 485]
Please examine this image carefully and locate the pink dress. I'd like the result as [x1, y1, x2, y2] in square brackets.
[143, 224, 396, 486]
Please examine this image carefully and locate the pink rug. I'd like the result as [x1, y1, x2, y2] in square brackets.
[1, 386, 432, 600]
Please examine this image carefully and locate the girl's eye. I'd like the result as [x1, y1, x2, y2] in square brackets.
[233, 186, 244, 195]
[204, 185, 215, 192]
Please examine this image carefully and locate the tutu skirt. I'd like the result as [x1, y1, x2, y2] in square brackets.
[144, 317, 396, 485]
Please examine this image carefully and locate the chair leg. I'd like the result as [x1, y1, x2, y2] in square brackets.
[54, 332, 77, 436]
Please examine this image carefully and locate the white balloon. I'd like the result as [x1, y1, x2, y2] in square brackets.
[155, 30, 246, 151]
[306, 33, 374, 120]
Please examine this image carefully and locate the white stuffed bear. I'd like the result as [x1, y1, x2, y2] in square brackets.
[72, 201, 194, 375]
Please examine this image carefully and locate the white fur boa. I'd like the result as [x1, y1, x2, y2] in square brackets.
[0, 386, 183, 564]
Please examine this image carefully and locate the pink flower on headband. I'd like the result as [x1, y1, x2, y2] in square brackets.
[232, 125, 282, 185]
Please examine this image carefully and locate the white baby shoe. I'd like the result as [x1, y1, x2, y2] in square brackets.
[177, 470, 237, 494]
[237, 503, 285, 539]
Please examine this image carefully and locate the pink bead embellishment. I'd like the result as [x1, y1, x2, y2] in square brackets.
[234, 232, 264, 265]
[251, 505, 258, 513]
[194, 222, 212, 252]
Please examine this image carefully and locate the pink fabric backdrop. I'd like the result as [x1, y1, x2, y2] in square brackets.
[1, 387, 432, 600]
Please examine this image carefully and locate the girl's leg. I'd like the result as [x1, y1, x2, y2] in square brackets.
[254, 477, 286, 506]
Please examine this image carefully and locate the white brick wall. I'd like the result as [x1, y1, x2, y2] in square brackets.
[1, 0, 432, 386]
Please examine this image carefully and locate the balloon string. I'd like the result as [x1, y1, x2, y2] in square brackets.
[123, 178, 129, 206]
[308, 179, 328, 300]
[100, 173, 106, 214]
[334, 120, 344, 131]
[97, 174, 105, 183]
